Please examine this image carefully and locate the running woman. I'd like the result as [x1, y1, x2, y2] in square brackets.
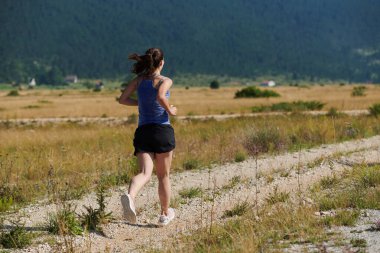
[118, 48, 176, 226]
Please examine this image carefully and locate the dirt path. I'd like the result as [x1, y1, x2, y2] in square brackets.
[0, 110, 369, 126]
[3, 135, 380, 252]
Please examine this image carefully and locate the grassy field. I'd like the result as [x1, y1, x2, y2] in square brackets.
[1, 84, 380, 251]
[0, 85, 380, 119]
[166, 164, 380, 252]
[1, 114, 380, 211]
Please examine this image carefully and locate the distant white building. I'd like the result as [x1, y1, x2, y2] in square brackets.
[28, 78, 36, 89]
[64, 75, 78, 83]
[260, 80, 276, 87]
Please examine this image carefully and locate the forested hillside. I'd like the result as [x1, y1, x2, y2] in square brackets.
[1, 0, 380, 84]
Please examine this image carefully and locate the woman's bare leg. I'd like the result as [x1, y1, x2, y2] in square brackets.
[128, 152, 154, 200]
[155, 151, 173, 215]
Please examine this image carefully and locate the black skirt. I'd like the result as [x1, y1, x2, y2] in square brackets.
[133, 124, 175, 156]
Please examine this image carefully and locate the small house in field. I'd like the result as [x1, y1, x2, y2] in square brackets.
[64, 75, 78, 83]
[260, 80, 276, 87]
[28, 78, 36, 89]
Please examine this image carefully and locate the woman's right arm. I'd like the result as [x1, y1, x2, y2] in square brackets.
[118, 77, 139, 106]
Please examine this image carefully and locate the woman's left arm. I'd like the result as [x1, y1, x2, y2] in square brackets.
[157, 78, 177, 116]
[118, 77, 139, 106]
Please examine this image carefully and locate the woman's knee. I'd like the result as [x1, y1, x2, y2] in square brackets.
[157, 170, 170, 181]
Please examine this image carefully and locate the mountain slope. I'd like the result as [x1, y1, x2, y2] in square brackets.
[0, 0, 380, 82]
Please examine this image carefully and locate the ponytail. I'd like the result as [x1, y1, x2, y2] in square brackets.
[129, 48, 164, 75]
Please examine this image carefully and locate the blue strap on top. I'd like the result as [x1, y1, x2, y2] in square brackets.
[137, 78, 170, 126]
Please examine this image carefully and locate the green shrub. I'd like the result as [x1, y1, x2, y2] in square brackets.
[315, 165, 380, 211]
[47, 204, 83, 236]
[222, 201, 249, 218]
[210, 80, 220, 89]
[234, 151, 247, 162]
[22, 105, 41, 109]
[350, 238, 367, 248]
[6, 90, 19, 96]
[80, 184, 112, 232]
[244, 127, 286, 154]
[179, 187, 203, 199]
[0, 197, 13, 212]
[265, 187, 290, 204]
[0, 185, 24, 212]
[222, 176, 241, 190]
[251, 100, 324, 113]
[293, 100, 324, 110]
[83, 81, 94, 89]
[0, 224, 32, 249]
[319, 175, 339, 189]
[334, 209, 360, 226]
[235, 86, 280, 98]
[351, 86, 366, 96]
[369, 103, 380, 117]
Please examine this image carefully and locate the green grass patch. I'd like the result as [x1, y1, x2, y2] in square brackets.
[369, 103, 380, 118]
[22, 105, 41, 109]
[47, 204, 83, 236]
[6, 90, 19, 96]
[322, 209, 360, 227]
[222, 176, 242, 190]
[313, 165, 380, 211]
[350, 238, 367, 248]
[235, 86, 280, 98]
[0, 197, 13, 212]
[351, 86, 367, 97]
[183, 158, 201, 170]
[0, 223, 32, 249]
[0, 185, 25, 213]
[265, 187, 290, 205]
[179, 187, 203, 199]
[319, 174, 340, 189]
[222, 201, 249, 218]
[37, 100, 53, 104]
[252, 100, 325, 112]
[166, 204, 328, 252]
[234, 151, 247, 162]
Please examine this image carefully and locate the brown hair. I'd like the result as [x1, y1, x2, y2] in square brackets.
[128, 48, 164, 75]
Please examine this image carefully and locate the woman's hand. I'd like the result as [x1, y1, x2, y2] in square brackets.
[168, 105, 177, 116]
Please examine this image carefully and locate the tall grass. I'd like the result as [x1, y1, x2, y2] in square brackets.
[1, 114, 379, 210]
[163, 164, 380, 252]
[313, 165, 380, 211]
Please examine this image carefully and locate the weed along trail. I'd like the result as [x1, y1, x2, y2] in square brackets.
[2, 135, 380, 252]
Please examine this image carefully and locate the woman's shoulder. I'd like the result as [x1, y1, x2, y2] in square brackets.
[158, 75, 172, 82]
[159, 76, 173, 86]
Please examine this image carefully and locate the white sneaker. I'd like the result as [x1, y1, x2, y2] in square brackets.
[120, 193, 136, 224]
[158, 208, 175, 226]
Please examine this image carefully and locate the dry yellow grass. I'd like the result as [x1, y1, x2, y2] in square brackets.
[1, 114, 380, 206]
[1, 85, 380, 119]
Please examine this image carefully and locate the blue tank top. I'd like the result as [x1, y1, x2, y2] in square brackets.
[137, 78, 170, 126]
